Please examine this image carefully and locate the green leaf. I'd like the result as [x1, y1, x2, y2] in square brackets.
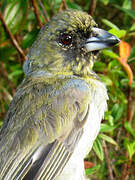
[93, 138, 104, 161]
[129, 23, 135, 31]
[93, 61, 106, 72]
[85, 164, 101, 175]
[106, 114, 114, 126]
[99, 75, 113, 86]
[22, 29, 39, 49]
[102, 49, 119, 59]
[120, 78, 131, 87]
[99, 0, 109, 5]
[100, 124, 117, 133]
[124, 139, 135, 160]
[102, 19, 119, 30]
[67, 2, 82, 10]
[108, 59, 120, 70]
[4, 1, 27, 33]
[115, 5, 135, 19]
[111, 103, 124, 121]
[0, 121, 3, 128]
[8, 70, 23, 80]
[123, 0, 132, 9]
[129, 46, 135, 60]
[124, 122, 135, 138]
[98, 134, 118, 146]
[109, 28, 126, 38]
[112, 69, 126, 78]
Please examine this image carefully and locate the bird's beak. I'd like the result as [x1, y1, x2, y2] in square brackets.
[85, 27, 120, 52]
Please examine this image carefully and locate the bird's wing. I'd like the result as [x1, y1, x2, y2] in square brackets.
[0, 77, 90, 180]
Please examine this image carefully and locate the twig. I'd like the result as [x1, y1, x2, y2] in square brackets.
[127, 87, 134, 124]
[37, 0, 50, 22]
[58, 0, 68, 12]
[0, 11, 26, 61]
[122, 152, 130, 180]
[122, 87, 135, 180]
[115, 127, 122, 151]
[62, 0, 68, 9]
[89, 0, 97, 16]
[31, 0, 43, 28]
[0, 62, 16, 95]
[103, 140, 114, 180]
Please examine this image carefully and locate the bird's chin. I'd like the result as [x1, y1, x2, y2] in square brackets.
[89, 50, 100, 62]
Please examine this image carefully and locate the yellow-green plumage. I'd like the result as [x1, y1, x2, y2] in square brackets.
[25, 10, 97, 77]
[0, 9, 119, 180]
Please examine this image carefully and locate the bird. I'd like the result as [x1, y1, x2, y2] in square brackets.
[0, 10, 119, 180]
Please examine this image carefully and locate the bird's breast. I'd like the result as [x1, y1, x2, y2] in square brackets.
[56, 79, 108, 180]
[74, 78, 108, 157]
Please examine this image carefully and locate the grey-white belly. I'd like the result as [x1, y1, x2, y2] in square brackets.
[56, 80, 108, 180]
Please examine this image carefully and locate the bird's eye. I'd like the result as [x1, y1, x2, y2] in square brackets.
[60, 33, 72, 46]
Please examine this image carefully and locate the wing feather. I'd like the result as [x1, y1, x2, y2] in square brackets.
[0, 77, 90, 180]
[34, 140, 72, 180]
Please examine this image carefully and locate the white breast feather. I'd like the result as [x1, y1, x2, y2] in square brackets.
[56, 79, 108, 180]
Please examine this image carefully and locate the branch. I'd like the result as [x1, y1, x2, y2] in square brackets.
[0, 11, 26, 61]
[37, 0, 50, 22]
[122, 87, 135, 180]
[89, 0, 97, 16]
[103, 140, 114, 180]
[32, 0, 43, 28]
[58, 0, 68, 12]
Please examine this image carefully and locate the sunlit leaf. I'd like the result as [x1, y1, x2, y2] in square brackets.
[108, 59, 120, 70]
[122, 0, 131, 9]
[85, 165, 101, 175]
[4, 1, 27, 34]
[99, 0, 109, 5]
[0, 121, 3, 127]
[102, 19, 119, 30]
[111, 103, 124, 121]
[102, 49, 119, 59]
[112, 69, 126, 78]
[100, 124, 117, 133]
[93, 61, 106, 72]
[8, 70, 23, 80]
[124, 139, 135, 160]
[124, 122, 135, 138]
[93, 138, 104, 161]
[129, 23, 135, 31]
[98, 134, 118, 146]
[99, 75, 113, 86]
[109, 28, 126, 38]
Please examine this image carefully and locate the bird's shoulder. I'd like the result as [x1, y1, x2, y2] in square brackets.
[0, 75, 91, 138]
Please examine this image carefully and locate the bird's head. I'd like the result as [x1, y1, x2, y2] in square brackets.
[24, 10, 119, 77]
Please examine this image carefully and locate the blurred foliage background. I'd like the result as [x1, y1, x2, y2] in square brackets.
[0, 0, 135, 179]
